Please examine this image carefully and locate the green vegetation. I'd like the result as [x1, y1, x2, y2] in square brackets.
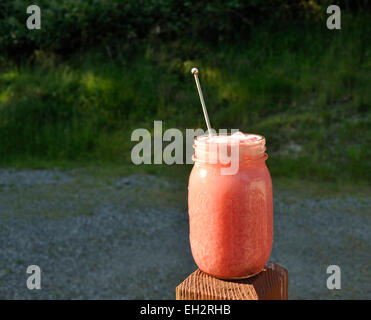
[0, 2, 370, 184]
[0, 0, 337, 57]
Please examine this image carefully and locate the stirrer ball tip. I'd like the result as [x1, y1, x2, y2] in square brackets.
[191, 67, 198, 75]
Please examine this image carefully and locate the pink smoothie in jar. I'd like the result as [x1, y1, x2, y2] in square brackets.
[188, 132, 273, 279]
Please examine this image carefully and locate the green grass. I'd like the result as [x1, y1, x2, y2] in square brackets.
[0, 14, 370, 184]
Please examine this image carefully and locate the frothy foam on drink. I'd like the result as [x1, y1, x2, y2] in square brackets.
[230, 131, 260, 142]
[196, 132, 262, 145]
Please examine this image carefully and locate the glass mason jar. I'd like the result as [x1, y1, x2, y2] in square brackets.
[188, 133, 273, 279]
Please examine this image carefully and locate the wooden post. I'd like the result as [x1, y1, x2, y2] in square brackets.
[176, 262, 288, 300]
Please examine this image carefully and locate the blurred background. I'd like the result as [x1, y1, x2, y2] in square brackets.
[0, 0, 370, 299]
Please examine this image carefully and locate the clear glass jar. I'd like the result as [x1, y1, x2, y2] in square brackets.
[188, 133, 273, 279]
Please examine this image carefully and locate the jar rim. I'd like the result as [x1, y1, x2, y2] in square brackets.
[193, 132, 267, 164]
[192, 153, 268, 165]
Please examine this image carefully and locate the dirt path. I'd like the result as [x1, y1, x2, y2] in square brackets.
[0, 169, 369, 299]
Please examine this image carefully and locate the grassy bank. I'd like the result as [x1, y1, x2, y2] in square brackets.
[0, 14, 370, 184]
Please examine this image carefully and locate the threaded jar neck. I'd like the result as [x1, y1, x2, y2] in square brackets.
[193, 133, 267, 164]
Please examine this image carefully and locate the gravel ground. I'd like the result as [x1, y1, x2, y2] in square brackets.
[0, 169, 370, 299]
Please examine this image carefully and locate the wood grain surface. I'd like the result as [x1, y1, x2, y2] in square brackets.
[176, 262, 288, 300]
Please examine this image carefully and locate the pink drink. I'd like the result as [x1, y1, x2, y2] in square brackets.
[188, 132, 273, 279]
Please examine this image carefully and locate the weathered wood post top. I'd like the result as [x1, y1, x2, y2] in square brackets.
[176, 262, 288, 300]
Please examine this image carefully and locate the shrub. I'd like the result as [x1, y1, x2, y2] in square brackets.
[3, 0, 367, 58]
